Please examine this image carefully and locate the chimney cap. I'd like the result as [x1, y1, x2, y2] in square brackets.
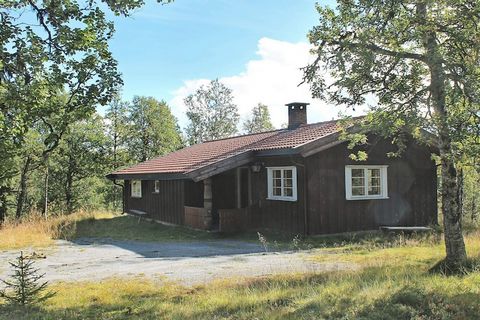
[285, 102, 310, 107]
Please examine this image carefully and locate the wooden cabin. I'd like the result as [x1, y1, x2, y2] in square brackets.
[107, 103, 437, 235]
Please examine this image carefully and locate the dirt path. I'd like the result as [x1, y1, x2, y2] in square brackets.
[0, 239, 356, 286]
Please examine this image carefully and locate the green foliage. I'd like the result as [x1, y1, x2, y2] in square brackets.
[127, 97, 183, 162]
[0, 0, 173, 218]
[103, 97, 132, 210]
[0, 251, 55, 306]
[3, 92, 185, 217]
[463, 167, 480, 225]
[304, 0, 480, 267]
[104, 97, 131, 167]
[304, 0, 479, 151]
[185, 79, 239, 144]
[243, 103, 275, 134]
[0, 1, 129, 185]
[48, 115, 109, 213]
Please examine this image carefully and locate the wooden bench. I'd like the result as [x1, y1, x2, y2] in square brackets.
[380, 226, 432, 233]
[128, 210, 148, 223]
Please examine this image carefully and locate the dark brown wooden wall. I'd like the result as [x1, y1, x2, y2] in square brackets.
[248, 156, 307, 235]
[184, 180, 204, 207]
[304, 139, 437, 235]
[124, 179, 185, 225]
[212, 171, 237, 210]
[121, 137, 437, 235]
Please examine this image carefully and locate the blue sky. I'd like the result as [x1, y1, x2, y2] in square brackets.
[107, 0, 353, 128]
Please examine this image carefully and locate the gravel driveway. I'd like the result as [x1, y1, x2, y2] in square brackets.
[0, 239, 355, 286]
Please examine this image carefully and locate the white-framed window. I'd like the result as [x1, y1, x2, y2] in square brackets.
[154, 180, 160, 193]
[267, 166, 297, 201]
[131, 180, 142, 198]
[345, 165, 388, 200]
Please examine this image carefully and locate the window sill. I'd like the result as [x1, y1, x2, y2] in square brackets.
[131, 196, 142, 199]
[346, 196, 389, 201]
[267, 197, 297, 202]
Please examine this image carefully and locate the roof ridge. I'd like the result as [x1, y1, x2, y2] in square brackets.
[200, 117, 358, 144]
[201, 128, 284, 143]
[108, 115, 366, 177]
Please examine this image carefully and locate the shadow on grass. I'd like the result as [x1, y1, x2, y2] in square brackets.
[429, 257, 480, 276]
[53, 215, 272, 258]
[61, 215, 215, 242]
[49, 214, 452, 259]
[350, 286, 480, 320]
[289, 265, 480, 320]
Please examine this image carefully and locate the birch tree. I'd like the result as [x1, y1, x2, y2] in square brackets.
[304, 0, 480, 270]
[243, 103, 275, 134]
[185, 79, 239, 144]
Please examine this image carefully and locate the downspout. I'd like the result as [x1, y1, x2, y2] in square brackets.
[113, 179, 125, 214]
[290, 156, 309, 237]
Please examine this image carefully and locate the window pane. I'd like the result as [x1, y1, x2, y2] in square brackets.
[284, 188, 293, 197]
[352, 186, 365, 196]
[368, 168, 382, 195]
[370, 177, 380, 187]
[284, 178, 293, 188]
[368, 186, 381, 195]
[273, 178, 282, 188]
[131, 180, 141, 197]
[351, 168, 364, 178]
[351, 177, 364, 187]
[273, 187, 282, 196]
[369, 168, 380, 178]
[273, 170, 281, 179]
[284, 170, 292, 179]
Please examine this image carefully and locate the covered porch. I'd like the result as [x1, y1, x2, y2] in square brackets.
[184, 167, 256, 233]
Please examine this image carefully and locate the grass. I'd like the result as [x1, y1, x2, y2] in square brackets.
[0, 210, 305, 250]
[0, 211, 217, 250]
[71, 212, 215, 242]
[1, 212, 479, 319]
[0, 220, 479, 319]
[0, 213, 76, 250]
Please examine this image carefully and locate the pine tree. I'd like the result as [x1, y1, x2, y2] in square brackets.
[0, 251, 55, 306]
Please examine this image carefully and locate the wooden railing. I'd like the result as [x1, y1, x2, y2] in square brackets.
[184, 206, 211, 230]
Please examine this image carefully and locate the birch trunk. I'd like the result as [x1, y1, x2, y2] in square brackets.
[418, 2, 467, 269]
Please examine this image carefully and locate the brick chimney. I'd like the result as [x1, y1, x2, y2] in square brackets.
[286, 102, 309, 129]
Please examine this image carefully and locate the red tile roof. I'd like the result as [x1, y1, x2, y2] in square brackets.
[110, 119, 343, 176]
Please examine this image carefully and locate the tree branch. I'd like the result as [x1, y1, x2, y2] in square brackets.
[338, 40, 427, 62]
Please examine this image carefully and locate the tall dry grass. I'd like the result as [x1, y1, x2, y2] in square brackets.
[0, 211, 113, 250]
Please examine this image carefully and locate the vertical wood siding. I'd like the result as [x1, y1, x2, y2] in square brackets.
[305, 139, 437, 235]
[248, 156, 306, 235]
[124, 179, 185, 225]
[122, 137, 437, 235]
[184, 180, 204, 207]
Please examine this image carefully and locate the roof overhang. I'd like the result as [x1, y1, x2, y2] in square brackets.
[186, 151, 255, 182]
[296, 131, 345, 157]
[106, 172, 188, 181]
[106, 123, 439, 182]
[296, 125, 439, 157]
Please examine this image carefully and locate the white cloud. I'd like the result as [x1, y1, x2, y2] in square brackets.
[170, 37, 365, 131]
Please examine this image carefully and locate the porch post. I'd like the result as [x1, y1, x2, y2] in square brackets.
[203, 178, 213, 228]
